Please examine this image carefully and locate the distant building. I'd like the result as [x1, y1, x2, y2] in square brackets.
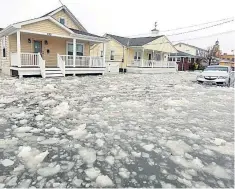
[219, 53, 235, 70]
[220, 53, 234, 62]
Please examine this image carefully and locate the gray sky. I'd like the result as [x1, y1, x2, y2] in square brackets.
[1, 0, 234, 53]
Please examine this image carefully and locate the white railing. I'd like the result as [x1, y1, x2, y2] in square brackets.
[128, 59, 177, 68]
[11, 53, 18, 67]
[59, 55, 104, 68]
[38, 53, 45, 78]
[57, 54, 65, 76]
[21, 53, 39, 66]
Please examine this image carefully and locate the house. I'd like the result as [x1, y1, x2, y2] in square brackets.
[220, 53, 234, 62]
[0, 6, 107, 78]
[219, 53, 235, 70]
[169, 43, 209, 71]
[90, 30, 178, 74]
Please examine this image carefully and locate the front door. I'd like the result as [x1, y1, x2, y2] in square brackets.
[34, 41, 42, 54]
[148, 53, 152, 60]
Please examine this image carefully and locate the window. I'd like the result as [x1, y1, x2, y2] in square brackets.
[60, 18, 65, 25]
[1, 36, 6, 58]
[177, 57, 181, 62]
[172, 57, 175, 61]
[134, 51, 141, 60]
[110, 50, 114, 60]
[168, 57, 172, 61]
[100, 51, 103, 57]
[67, 43, 83, 56]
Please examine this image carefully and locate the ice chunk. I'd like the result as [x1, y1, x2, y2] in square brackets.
[67, 124, 87, 139]
[6, 176, 17, 186]
[142, 144, 154, 152]
[18, 146, 49, 169]
[85, 167, 100, 180]
[52, 102, 69, 118]
[165, 140, 192, 156]
[39, 138, 59, 145]
[37, 165, 61, 177]
[96, 139, 105, 147]
[45, 127, 61, 134]
[14, 126, 33, 133]
[96, 175, 113, 187]
[119, 168, 130, 179]
[72, 177, 83, 187]
[79, 148, 96, 165]
[202, 163, 232, 179]
[17, 179, 32, 188]
[1, 159, 14, 167]
[214, 138, 226, 146]
[105, 156, 114, 165]
[131, 151, 141, 157]
[204, 142, 234, 156]
[170, 156, 204, 170]
[35, 115, 44, 121]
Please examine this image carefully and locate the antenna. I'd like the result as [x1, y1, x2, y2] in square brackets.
[59, 0, 64, 6]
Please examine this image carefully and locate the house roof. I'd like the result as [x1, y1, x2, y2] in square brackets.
[70, 28, 102, 38]
[0, 28, 3, 31]
[175, 42, 207, 51]
[106, 34, 163, 47]
[170, 50, 196, 57]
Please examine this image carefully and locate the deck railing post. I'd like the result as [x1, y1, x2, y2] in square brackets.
[73, 38, 76, 67]
[17, 30, 21, 67]
[89, 56, 92, 67]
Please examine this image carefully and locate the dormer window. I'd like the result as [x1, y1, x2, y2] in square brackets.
[60, 18, 65, 25]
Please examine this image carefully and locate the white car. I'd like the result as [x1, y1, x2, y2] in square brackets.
[196, 65, 232, 86]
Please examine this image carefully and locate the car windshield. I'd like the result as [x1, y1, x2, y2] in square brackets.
[204, 67, 228, 72]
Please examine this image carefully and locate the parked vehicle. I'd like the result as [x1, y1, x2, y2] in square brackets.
[196, 65, 232, 86]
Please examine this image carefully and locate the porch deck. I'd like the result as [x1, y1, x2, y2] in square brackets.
[10, 53, 105, 78]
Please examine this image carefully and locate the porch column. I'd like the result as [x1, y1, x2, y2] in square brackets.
[142, 48, 144, 67]
[73, 38, 76, 67]
[17, 30, 21, 67]
[152, 50, 154, 68]
[103, 42, 106, 67]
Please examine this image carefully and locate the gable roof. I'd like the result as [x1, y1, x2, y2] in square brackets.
[106, 34, 163, 47]
[41, 5, 87, 32]
[175, 42, 207, 51]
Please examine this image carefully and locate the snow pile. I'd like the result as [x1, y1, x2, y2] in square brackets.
[52, 102, 69, 118]
[96, 175, 113, 187]
[37, 165, 61, 177]
[165, 140, 192, 155]
[67, 124, 87, 139]
[79, 148, 96, 166]
[17, 146, 49, 169]
[85, 167, 100, 180]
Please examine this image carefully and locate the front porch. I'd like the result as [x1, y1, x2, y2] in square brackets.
[9, 30, 106, 78]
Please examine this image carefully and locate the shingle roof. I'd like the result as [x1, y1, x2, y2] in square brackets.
[106, 34, 163, 47]
[170, 50, 195, 57]
[70, 28, 102, 38]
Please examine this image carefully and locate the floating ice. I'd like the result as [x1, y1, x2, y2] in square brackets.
[45, 127, 61, 134]
[165, 140, 192, 156]
[203, 163, 232, 180]
[14, 127, 33, 133]
[67, 124, 87, 139]
[79, 148, 96, 165]
[85, 167, 100, 180]
[213, 138, 226, 146]
[37, 165, 61, 177]
[1, 159, 14, 167]
[72, 177, 83, 187]
[142, 144, 154, 152]
[39, 138, 59, 145]
[35, 115, 44, 121]
[52, 102, 69, 118]
[96, 139, 105, 147]
[119, 168, 130, 179]
[105, 156, 115, 165]
[96, 175, 113, 187]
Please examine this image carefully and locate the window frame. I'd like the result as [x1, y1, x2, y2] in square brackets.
[59, 18, 65, 25]
[66, 42, 84, 57]
[1, 36, 7, 58]
[100, 50, 103, 57]
[110, 50, 115, 60]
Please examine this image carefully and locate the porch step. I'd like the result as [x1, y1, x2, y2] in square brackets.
[44, 67, 64, 78]
[45, 73, 64, 78]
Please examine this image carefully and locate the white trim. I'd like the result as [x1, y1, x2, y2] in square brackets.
[20, 30, 72, 39]
[71, 33, 107, 43]
[48, 6, 87, 32]
[13, 16, 74, 35]
[17, 30, 21, 67]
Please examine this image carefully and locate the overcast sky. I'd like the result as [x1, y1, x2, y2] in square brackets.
[1, 0, 234, 53]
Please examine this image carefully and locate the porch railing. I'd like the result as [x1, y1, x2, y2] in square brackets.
[128, 59, 177, 68]
[11, 52, 39, 67]
[59, 55, 104, 68]
[57, 54, 65, 76]
[38, 53, 46, 78]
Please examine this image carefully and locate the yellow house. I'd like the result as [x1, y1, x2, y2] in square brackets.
[0, 6, 107, 78]
[90, 33, 178, 73]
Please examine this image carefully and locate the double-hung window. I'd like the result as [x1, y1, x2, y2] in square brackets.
[134, 51, 141, 60]
[67, 43, 84, 56]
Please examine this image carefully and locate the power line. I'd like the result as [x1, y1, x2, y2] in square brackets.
[167, 19, 234, 36]
[143, 30, 235, 46]
[127, 17, 234, 38]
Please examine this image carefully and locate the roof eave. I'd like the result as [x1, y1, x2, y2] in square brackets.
[0, 25, 18, 38]
[71, 33, 108, 43]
